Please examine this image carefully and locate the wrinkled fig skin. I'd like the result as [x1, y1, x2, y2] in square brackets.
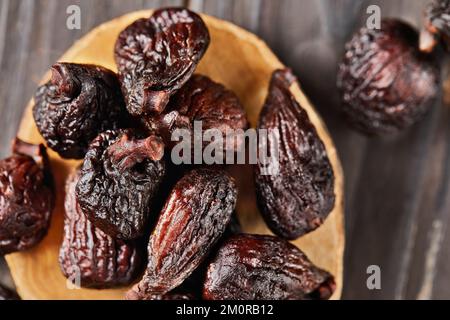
[144, 74, 249, 153]
[60, 170, 144, 289]
[126, 168, 237, 299]
[0, 284, 20, 300]
[337, 19, 439, 135]
[115, 8, 210, 117]
[76, 129, 166, 240]
[423, 0, 450, 51]
[203, 234, 336, 300]
[0, 139, 54, 254]
[254, 69, 335, 240]
[33, 63, 130, 159]
[225, 213, 242, 236]
[143, 293, 195, 300]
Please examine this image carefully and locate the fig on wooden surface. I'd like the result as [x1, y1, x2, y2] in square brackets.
[115, 8, 210, 117]
[203, 234, 335, 300]
[254, 69, 335, 240]
[143, 74, 248, 158]
[59, 169, 144, 289]
[337, 19, 439, 135]
[76, 129, 165, 240]
[33, 63, 130, 159]
[0, 138, 54, 254]
[126, 168, 237, 299]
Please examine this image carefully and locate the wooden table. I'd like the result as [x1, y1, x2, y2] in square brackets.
[0, 0, 449, 300]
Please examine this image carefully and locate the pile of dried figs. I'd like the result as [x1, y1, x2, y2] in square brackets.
[337, 0, 450, 135]
[0, 7, 338, 300]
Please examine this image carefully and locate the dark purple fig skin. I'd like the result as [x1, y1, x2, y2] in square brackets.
[0, 139, 54, 255]
[254, 69, 335, 240]
[203, 234, 336, 300]
[126, 168, 236, 299]
[337, 19, 439, 134]
[115, 8, 210, 117]
[33, 63, 130, 159]
[60, 169, 144, 289]
[76, 129, 165, 240]
[144, 74, 249, 155]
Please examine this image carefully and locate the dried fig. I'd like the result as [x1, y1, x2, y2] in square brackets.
[203, 234, 335, 300]
[33, 63, 130, 159]
[144, 74, 249, 158]
[0, 139, 54, 254]
[59, 169, 144, 289]
[254, 69, 335, 240]
[126, 168, 236, 299]
[337, 19, 439, 134]
[114, 8, 210, 117]
[76, 129, 165, 240]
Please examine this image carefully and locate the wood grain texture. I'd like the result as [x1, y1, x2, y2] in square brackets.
[0, 0, 449, 300]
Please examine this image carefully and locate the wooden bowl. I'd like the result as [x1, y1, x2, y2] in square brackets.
[5, 10, 345, 300]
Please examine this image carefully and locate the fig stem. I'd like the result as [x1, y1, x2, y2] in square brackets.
[107, 134, 164, 170]
[51, 63, 80, 97]
[11, 138, 45, 165]
[272, 68, 296, 88]
[309, 277, 336, 300]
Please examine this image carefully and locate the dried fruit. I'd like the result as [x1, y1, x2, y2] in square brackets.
[337, 19, 439, 135]
[76, 129, 165, 240]
[114, 8, 210, 117]
[0, 139, 54, 254]
[59, 169, 144, 289]
[203, 234, 335, 300]
[33, 63, 130, 159]
[144, 74, 249, 157]
[143, 293, 195, 300]
[421, 0, 450, 52]
[254, 69, 335, 240]
[0, 284, 20, 300]
[126, 168, 237, 299]
[224, 212, 242, 237]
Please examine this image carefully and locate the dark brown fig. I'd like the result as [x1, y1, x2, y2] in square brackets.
[114, 8, 210, 117]
[76, 129, 166, 240]
[254, 69, 335, 240]
[0, 139, 54, 254]
[421, 0, 450, 52]
[337, 19, 439, 135]
[126, 168, 236, 299]
[59, 169, 144, 289]
[203, 234, 335, 300]
[224, 212, 242, 237]
[33, 63, 130, 159]
[144, 74, 249, 161]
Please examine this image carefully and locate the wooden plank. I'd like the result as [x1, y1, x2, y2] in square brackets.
[405, 62, 450, 299]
